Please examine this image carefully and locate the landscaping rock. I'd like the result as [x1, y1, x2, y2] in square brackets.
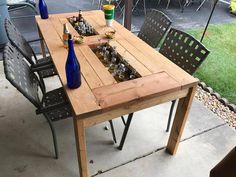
[195, 86, 236, 129]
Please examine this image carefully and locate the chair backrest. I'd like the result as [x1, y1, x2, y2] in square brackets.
[159, 28, 210, 75]
[138, 9, 172, 48]
[4, 18, 37, 65]
[3, 43, 42, 108]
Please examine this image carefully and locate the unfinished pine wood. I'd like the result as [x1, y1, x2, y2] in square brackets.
[166, 86, 197, 155]
[78, 45, 117, 86]
[93, 72, 181, 109]
[83, 88, 189, 127]
[84, 14, 122, 39]
[116, 39, 164, 74]
[58, 17, 106, 45]
[87, 11, 198, 88]
[36, 11, 199, 177]
[59, 17, 116, 47]
[109, 40, 152, 76]
[36, 16, 101, 116]
[73, 118, 89, 177]
[50, 16, 105, 89]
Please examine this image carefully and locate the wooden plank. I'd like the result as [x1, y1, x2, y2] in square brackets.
[109, 40, 152, 77]
[83, 89, 189, 127]
[93, 72, 181, 109]
[49, 16, 104, 89]
[116, 39, 164, 74]
[78, 45, 117, 86]
[83, 12, 122, 39]
[36, 17, 101, 116]
[49, 10, 100, 19]
[59, 17, 111, 50]
[82, 14, 103, 34]
[166, 85, 197, 155]
[73, 118, 89, 177]
[89, 11, 198, 88]
[60, 18, 116, 85]
[59, 16, 150, 86]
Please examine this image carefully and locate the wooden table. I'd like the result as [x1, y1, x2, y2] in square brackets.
[36, 10, 198, 177]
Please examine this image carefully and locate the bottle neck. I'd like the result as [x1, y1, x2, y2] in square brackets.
[64, 24, 69, 33]
[68, 39, 75, 56]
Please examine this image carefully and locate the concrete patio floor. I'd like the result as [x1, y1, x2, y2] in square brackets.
[0, 0, 236, 177]
[0, 60, 235, 177]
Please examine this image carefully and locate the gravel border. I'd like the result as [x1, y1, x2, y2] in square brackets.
[195, 86, 236, 129]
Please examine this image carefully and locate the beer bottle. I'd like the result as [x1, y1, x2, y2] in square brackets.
[63, 23, 70, 48]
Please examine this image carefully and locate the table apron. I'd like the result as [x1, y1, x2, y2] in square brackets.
[80, 88, 189, 128]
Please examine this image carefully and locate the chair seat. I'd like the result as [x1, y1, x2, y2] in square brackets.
[42, 87, 72, 121]
[38, 56, 57, 78]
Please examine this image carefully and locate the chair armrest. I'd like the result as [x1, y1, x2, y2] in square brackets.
[36, 102, 69, 115]
[27, 38, 43, 43]
[7, 2, 38, 14]
[31, 62, 54, 72]
[132, 30, 140, 35]
[35, 57, 53, 67]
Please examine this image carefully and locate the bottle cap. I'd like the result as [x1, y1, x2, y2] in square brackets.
[68, 33, 72, 40]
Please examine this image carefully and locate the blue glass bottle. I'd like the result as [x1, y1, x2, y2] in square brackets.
[66, 34, 81, 89]
[38, 0, 49, 19]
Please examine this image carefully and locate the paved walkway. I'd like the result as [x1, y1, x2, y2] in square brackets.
[0, 1, 235, 176]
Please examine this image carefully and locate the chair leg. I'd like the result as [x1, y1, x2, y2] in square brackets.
[143, 0, 146, 15]
[178, 0, 184, 12]
[166, 100, 177, 132]
[132, 0, 140, 12]
[121, 115, 126, 126]
[157, 0, 162, 7]
[44, 116, 58, 159]
[118, 113, 134, 150]
[196, 0, 207, 11]
[166, 0, 171, 9]
[109, 120, 117, 143]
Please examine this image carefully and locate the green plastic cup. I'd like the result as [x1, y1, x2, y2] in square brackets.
[103, 4, 115, 27]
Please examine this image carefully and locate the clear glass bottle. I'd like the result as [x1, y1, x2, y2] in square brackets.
[65, 34, 81, 89]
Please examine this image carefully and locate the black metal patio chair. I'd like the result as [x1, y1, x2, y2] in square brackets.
[3, 42, 117, 159]
[159, 28, 210, 132]
[118, 27, 210, 150]
[7, 0, 38, 14]
[137, 9, 172, 48]
[118, 9, 172, 150]
[5, 18, 56, 79]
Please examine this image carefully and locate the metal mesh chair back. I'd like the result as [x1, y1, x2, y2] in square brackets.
[138, 9, 172, 48]
[4, 18, 37, 65]
[159, 28, 210, 75]
[3, 43, 42, 108]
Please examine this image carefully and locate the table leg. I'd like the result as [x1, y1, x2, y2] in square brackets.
[73, 118, 89, 177]
[37, 25, 47, 59]
[166, 86, 197, 155]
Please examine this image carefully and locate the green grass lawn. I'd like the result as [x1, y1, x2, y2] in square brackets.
[188, 22, 236, 104]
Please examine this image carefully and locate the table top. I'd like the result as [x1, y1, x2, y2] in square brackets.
[35, 10, 198, 119]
